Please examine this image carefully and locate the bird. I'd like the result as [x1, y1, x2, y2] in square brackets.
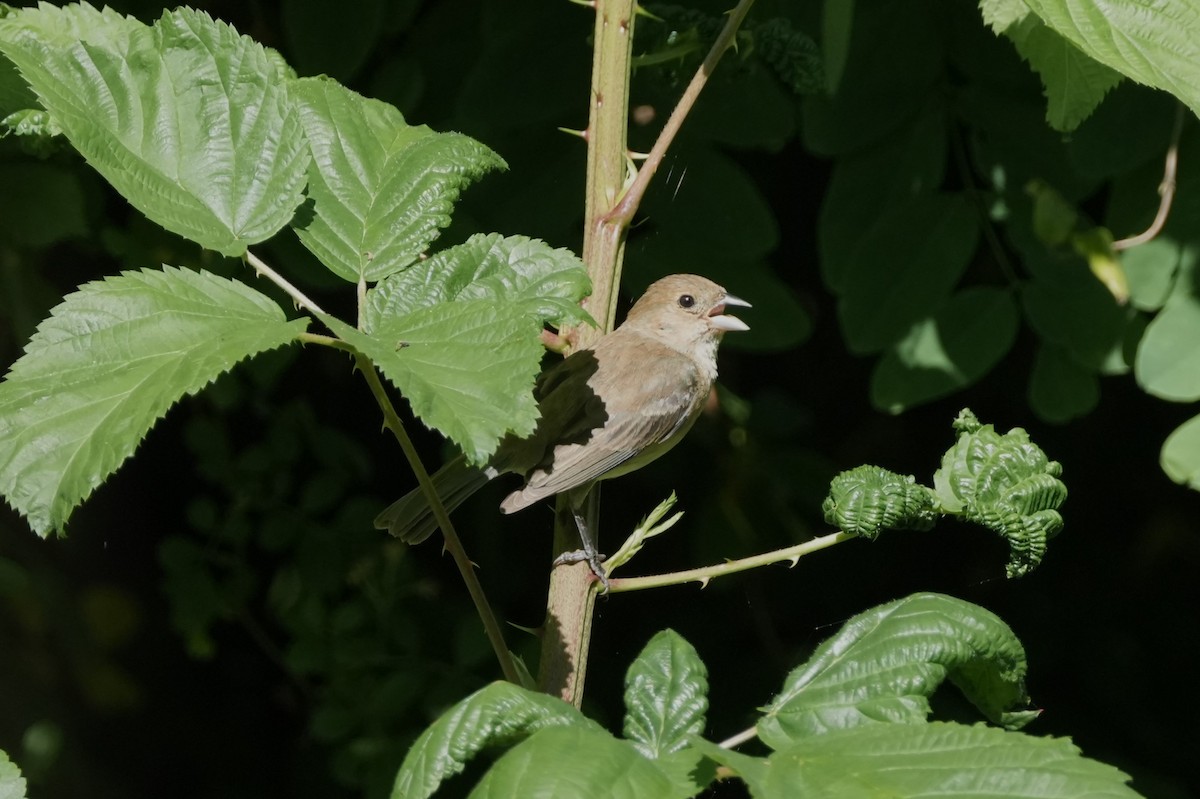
[374, 273, 750, 584]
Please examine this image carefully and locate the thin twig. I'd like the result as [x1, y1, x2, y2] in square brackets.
[355, 353, 521, 685]
[604, 0, 756, 227]
[605, 530, 858, 593]
[244, 250, 328, 316]
[1113, 102, 1187, 251]
[718, 725, 759, 749]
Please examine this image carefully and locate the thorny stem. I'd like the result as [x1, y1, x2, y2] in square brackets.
[604, 0, 756, 229]
[354, 351, 521, 685]
[244, 250, 327, 317]
[605, 530, 859, 593]
[1113, 102, 1187, 251]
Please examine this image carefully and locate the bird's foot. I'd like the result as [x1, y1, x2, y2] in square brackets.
[552, 548, 609, 592]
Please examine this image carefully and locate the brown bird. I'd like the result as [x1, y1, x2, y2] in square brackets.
[374, 274, 750, 581]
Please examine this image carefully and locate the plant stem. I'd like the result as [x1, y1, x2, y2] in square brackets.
[605, 530, 859, 593]
[1113, 102, 1186, 251]
[355, 353, 521, 685]
[538, 0, 758, 706]
[244, 250, 327, 317]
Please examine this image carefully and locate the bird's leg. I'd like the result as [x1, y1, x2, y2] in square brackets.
[551, 486, 608, 591]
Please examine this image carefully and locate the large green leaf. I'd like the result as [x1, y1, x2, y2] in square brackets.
[818, 100, 946, 294]
[758, 593, 1033, 749]
[982, 0, 1123, 132]
[0, 267, 306, 536]
[469, 726, 685, 799]
[871, 287, 1019, 413]
[1021, 0, 1200, 120]
[1136, 293, 1200, 401]
[290, 77, 505, 283]
[329, 234, 590, 463]
[838, 193, 979, 354]
[391, 681, 599, 799]
[623, 630, 708, 760]
[744, 723, 1139, 798]
[0, 4, 308, 256]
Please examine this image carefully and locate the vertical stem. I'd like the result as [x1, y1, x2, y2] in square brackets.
[537, 0, 637, 704]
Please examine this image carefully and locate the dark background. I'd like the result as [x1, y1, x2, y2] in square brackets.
[1, 1, 1197, 797]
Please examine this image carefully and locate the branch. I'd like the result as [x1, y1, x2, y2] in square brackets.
[354, 353, 521, 685]
[605, 530, 859, 593]
[244, 250, 328, 317]
[1113, 102, 1186, 251]
[604, 0, 756, 229]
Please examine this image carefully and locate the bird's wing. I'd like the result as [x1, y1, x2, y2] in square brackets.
[500, 334, 705, 513]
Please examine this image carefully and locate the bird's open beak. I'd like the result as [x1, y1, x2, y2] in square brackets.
[708, 293, 751, 332]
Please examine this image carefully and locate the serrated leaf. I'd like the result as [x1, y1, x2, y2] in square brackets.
[1003, 12, 1123, 132]
[1021, 0, 1200, 122]
[1136, 293, 1200, 401]
[290, 77, 505, 283]
[623, 629, 709, 759]
[391, 681, 599, 799]
[838, 193, 979, 354]
[759, 722, 1139, 798]
[0, 749, 27, 799]
[0, 4, 309, 255]
[758, 593, 1033, 749]
[0, 267, 306, 536]
[469, 726, 683, 799]
[871, 287, 1019, 413]
[335, 235, 590, 463]
[364, 233, 591, 329]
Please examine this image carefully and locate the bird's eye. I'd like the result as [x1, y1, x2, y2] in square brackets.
[678, 294, 695, 308]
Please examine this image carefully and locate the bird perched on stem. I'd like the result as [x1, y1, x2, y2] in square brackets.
[374, 273, 750, 584]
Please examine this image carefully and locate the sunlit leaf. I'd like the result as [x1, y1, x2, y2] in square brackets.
[0, 267, 306, 536]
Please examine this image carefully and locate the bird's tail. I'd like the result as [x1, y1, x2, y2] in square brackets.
[373, 455, 494, 544]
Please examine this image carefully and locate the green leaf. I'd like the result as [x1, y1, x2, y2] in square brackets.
[759, 722, 1139, 798]
[758, 593, 1034, 749]
[1021, 0, 1200, 121]
[871, 287, 1019, 413]
[801, 1, 943, 155]
[391, 681, 599, 799]
[0, 749, 27, 799]
[818, 101, 946, 293]
[1121, 238, 1179, 312]
[469, 727, 686, 799]
[1135, 293, 1200, 401]
[838, 193, 979, 354]
[0, 267, 306, 536]
[1029, 343, 1099, 424]
[1161, 413, 1200, 489]
[932, 409, 1067, 577]
[327, 235, 590, 463]
[623, 630, 708, 760]
[289, 77, 505, 283]
[822, 466, 937, 539]
[1022, 259, 1125, 370]
[1002, 12, 1123, 132]
[1068, 84, 1177, 179]
[0, 4, 309, 256]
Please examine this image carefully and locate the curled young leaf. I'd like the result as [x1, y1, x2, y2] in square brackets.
[822, 465, 938, 539]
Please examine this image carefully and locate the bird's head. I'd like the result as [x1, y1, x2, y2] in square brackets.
[622, 274, 750, 359]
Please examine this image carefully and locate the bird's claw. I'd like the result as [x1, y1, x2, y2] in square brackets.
[552, 548, 610, 592]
